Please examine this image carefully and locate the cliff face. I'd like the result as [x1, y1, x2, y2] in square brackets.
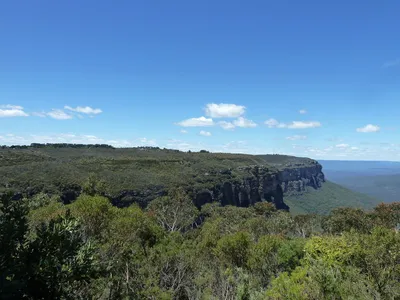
[67, 160, 325, 211]
[2, 146, 327, 212]
[280, 162, 325, 194]
[194, 167, 286, 209]
[193, 162, 325, 210]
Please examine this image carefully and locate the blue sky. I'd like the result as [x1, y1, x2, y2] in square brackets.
[1, 0, 400, 160]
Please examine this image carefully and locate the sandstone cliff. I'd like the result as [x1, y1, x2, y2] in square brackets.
[111, 158, 326, 211]
[0, 146, 325, 212]
[193, 161, 325, 210]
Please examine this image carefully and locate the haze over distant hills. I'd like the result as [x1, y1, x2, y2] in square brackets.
[320, 160, 400, 203]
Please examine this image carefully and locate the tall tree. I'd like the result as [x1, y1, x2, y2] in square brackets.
[148, 188, 199, 232]
[0, 193, 28, 299]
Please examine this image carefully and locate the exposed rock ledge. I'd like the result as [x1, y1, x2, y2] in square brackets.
[193, 162, 325, 210]
[111, 160, 325, 211]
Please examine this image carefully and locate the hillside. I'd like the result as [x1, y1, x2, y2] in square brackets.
[0, 145, 269, 195]
[328, 174, 400, 203]
[0, 144, 377, 214]
[285, 180, 381, 215]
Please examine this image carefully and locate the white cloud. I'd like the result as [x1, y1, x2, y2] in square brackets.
[287, 121, 321, 129]
[166, 139, 208, 152]
[0, 133, 159, 148]
[291, 142, 400, 160]
[32, 112, 47, 118]
[356, 124, 380, 133]
[64, 106, 102, 115]
[0, 135, 27, 145]
[219, 121, 235, 130]
[233, 117, 257, 128]
[138, 137, 158, 146]
[265, 118, 321, 129]
[0, 105, 102, 119]
[166, 139, 265, 155]
[299, 109, 307, 114]
[205, 103, 245, 118]
[177, 116, 214, 127]
[106, 140, 135, 147]
[180, 129, 188, 134]
[47, 109, 73, 120]
[0, 105, 29, 117]
[200, 130, 212, 136]
[383, 58, 400, 68]
[286, 135, 307, 141]
[217, 141, 258, 153]
[0, 133, 100, 145]
[265, 118, 285, 128]
[0, 105, 24, 110]
[336, 143, 349, 148]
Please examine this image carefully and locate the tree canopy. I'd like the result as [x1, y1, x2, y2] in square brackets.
[1, 190, 399, 299]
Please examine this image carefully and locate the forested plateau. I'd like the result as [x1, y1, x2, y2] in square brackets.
[1, 144, 399, 299]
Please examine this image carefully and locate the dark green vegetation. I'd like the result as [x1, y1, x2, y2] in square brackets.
[0, 144, 379, 215]
[1, 191, 400, 299]
[1, 145, 399, 299]
[285, 181, 381, 215]
[329, 174, 400, 204]
[0, 145, 277, 195]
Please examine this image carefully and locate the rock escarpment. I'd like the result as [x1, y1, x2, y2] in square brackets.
[1, 145, 325, 212]
[37, 160, 326, 211]
[280, 162, 325, 194]
[193, 161, 325, 210]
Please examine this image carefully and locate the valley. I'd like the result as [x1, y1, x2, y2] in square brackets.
[321, 160, 400, 203]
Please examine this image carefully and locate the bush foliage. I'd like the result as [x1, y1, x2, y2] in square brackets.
[1, 188, 399, 299]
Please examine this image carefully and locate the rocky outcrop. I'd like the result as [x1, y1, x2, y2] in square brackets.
[194, 167, 287, 209]
[111, 186, 166, 208]
[279, 162, 325, 194]
[46, 159, 326, 212]
[193, 162, 325, 210]
[2, 146, 326, 212]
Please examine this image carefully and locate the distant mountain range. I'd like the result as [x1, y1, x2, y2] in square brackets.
[320, 160, 400, 203]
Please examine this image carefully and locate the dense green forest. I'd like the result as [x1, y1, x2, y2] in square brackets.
[1, 145, 397, 299]
[0, 144, 295, 196]
[285, 181, 380, 215]
[1, 189, 399, 299]
[0, 144, 380, 214]
[329, 173, 400, 204]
